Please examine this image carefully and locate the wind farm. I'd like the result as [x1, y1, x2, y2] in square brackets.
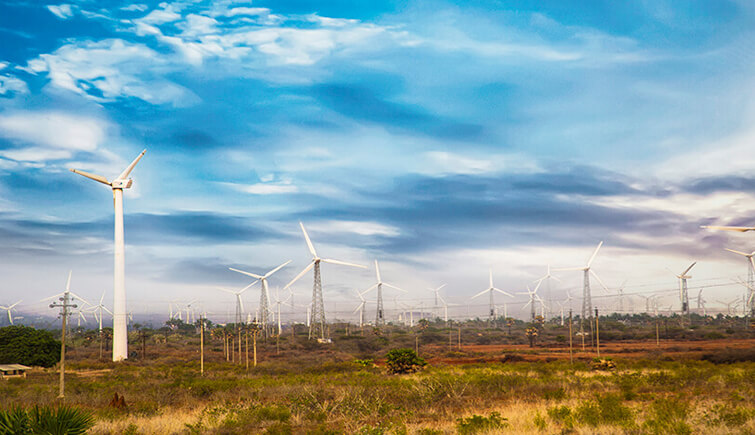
[1, 0, 755, 433]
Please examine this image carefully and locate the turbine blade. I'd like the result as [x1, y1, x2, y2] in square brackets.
[586, 241, 603, 267]
[725, 248, 750, 257]
[229, 267, 263, 280]
[590, 270, 609, 293]
[471, 288, 489, 300]
[321, 258, 367, 269]
[238, 280, 258, 294]
[374, 259, 382, 283]
[103, 307, 113, 315]
[435, 284, 447, 292]
[66, 270, 72, 292]
[9, 300, 22, 309]
[239, 296, 245, 315]
[284, 262, 314, 289]
[361, 284, 378, 295]
[493, 288, 514, 297]
[552, 267, 584, 272]
[299, 222, 317, 257]
[489, 269, 493, 288]
[70, 169, 110, 185]
[702, 225, 755, 232]
[264, 260, 292, 279]
[682, 261, 697, 276]
[382, 283, 404, 293]
[216, 287, 237, 295]
[117, 149, 146, 180]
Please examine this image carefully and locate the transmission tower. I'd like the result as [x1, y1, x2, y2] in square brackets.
[309, 262, 326, 340]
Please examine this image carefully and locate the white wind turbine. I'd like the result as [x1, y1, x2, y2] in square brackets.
[696, 289, 707, 316]
[271, 287, 293, 336]
[215, 281, 257, 325]
[518, 281, 544, 322]
[353, 290, 368, 328]
[554, 241, 608, 340]
[70, 149, 146, 362]
[429, 284, 454, 322]
[726, 248, 755, 317]
[428, 284, 446, 319]
[86, 291, 113, 334]
[0, 301, 21, 325]
[471, 269, 513, 321]
[43, 271, 90, 330]
[284, 222, 366, 340]
[556, 300, 565, 325]
[535, 265, 561, 319]
[674, 262, 696, 317]
[230, 260, 291, 334]
[361, 260, 405, 326]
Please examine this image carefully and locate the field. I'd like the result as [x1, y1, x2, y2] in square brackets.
[2, 316, 755, 434]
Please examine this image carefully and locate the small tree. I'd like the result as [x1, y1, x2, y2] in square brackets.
[0, 326, 60, 368]
[386, 348, 426, 374]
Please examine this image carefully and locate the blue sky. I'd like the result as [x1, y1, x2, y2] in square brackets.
[1, 0, 754, 322]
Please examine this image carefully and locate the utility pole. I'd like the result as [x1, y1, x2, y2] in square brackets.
[595, 308, 600, 358]
[250, 322, 260, 367]
[568, 309, 573, 365]
[200, 316, 204, 376]
[50, 292, 77, 399]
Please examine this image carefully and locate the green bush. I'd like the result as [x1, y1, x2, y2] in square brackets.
[385, 349, 426, 374]
[0, 326, 61, 367]
[456, 412, 508, 434]
[0, 405, 94, 435]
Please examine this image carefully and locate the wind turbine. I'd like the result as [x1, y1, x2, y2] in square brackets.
[428, 284, 446, 319]
[0, 301, 21, 325]
[429, 284, 454, 322]
[284, 222, 366, 341]
[471, 269, 513, 322]
[215, 281, 257, 326]
[361, 260, 405, 326]
[271, 287, 293, 336]
[554, 241, 608, 344]
[535, 265, 561, 319]
[674, 262, 696, 318]
[615, 280, 628, 314]
[43, 271, 90, 332]
[353, 290, 368, 328]
[726, 248, 755, 317]
[518, 282, 543, 322]
[696, 289, 707, 316]
[70, 149, 146, 362]
[556, 300, 565, 325]
[230, 260, 291, 336]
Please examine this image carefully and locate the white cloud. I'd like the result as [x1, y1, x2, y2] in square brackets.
[46, 4, 74, 19]
[224, 7, 270, 17]
[0, 111, 108, 160]
[308, 220, 400, 237]
[223, 181, 299, 195]
[26, 39, 199, 106]
[0, 73, 28, 95]
[121, 4, 148, 12]
[421, 151, 541, 176]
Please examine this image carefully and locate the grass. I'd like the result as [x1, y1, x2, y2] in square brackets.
[1, 323, 754, 433]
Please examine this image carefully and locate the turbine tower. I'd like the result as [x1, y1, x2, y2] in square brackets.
[675, 262, 696, 318]
[0, 301, 21, 325]
[216, 281, 257, 326]
[518, 281, 543, 322]
[554, 241, 608, 346]
[361, 260, 405, 326]
[353, 290, 367, 328]
[428, 284, 448, 321]
[697, 289, 707, 316]
[70, 149, 145, 361]
[285, 222, 366, 341]
[230, 260, 291, 336]
[725, 248, 755, 317]
[471, 269, 513, 322]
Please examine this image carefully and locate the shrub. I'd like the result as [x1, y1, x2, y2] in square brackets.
[576, 394, 633, 428]
[385, 349, 426, 374]
[0, 326, 61, 367]
[456, 412, 508, 435]
[642, 398, 691, 435]
[0, 405, 95, 435]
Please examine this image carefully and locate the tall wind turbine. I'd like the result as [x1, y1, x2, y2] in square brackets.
[230, 260, 290, 335]
[535, 265, 561, 319]
[70, 149, 146, 361]
[284, 222, 366, 340]
[674, 262, 696, 318]
[725, 248, 755, 317]
[696, 289, 707, 316]
[554, 241, 608, 344]
[0, 301, 21, 325]
[215, 281, 257, 326]
[353, 290, 367, 328]
[518, 281, 543, 322]
[471, 269, 513, 322]
[361, 260, 405, 326]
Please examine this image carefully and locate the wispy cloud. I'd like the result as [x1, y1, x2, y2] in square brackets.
[46, 4, 74, 20]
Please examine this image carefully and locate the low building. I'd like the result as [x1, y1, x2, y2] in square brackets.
[0, 364, 31, 379]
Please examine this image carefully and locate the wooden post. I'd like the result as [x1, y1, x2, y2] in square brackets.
[656, 319, 660, 347]
[457, 326, 461, 350]
[568, 309, 573, 365]
[58, 303, 67, 399]
[200, 316, 204, 376]
[245, 328, 249, 371]
[595, 308, 600, 358]
[253, 331, 257, 367]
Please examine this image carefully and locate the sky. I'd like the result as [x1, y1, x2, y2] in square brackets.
[1, 0, 755, 324]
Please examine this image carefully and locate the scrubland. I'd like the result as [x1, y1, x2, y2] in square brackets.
[1, 318, 754, 434]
